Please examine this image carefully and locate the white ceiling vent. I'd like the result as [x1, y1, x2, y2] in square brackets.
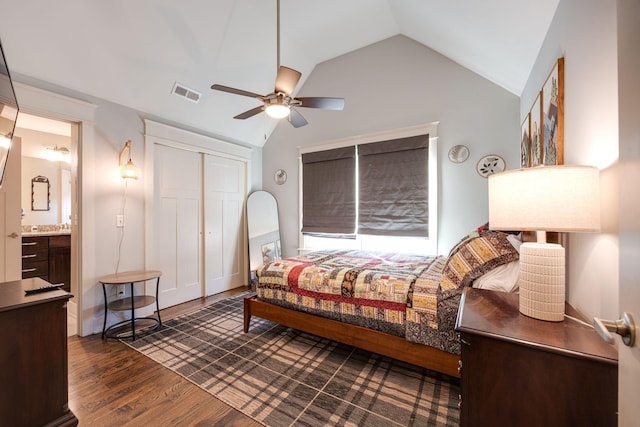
[172, 82, 201, 104]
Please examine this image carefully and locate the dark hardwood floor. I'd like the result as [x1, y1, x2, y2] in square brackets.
[67, 287, 262, 426]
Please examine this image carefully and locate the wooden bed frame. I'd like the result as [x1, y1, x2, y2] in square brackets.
[244, 296, 460, 378]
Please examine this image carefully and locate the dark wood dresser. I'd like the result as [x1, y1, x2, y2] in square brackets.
[455, 288, 618, 427]
[0, 278, 78, 426]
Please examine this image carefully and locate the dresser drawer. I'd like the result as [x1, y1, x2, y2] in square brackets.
[22, 248, 48, 263]
[22, 236, 49, 253]
[21, 260, 49, 279]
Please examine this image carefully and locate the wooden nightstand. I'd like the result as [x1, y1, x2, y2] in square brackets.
[455, 288, 618, 427]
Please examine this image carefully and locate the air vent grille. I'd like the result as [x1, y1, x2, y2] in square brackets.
[172, 82, 201, 104]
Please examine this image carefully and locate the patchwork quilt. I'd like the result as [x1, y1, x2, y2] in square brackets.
[257, 249, 447, 350]
[256, 232, 519, 356]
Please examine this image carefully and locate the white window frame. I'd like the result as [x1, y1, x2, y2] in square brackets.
[298, 123, 438, 255]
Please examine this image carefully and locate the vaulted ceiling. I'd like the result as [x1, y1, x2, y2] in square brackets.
[0, 0, 559, 147]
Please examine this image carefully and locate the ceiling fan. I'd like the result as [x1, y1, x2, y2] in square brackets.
[210, 0, 344, 128]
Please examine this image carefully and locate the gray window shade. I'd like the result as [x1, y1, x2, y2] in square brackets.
[301, 146, 356, 234]
[358, 134, 429, 236]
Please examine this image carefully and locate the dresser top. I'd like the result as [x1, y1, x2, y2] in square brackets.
[456, 288, 618, 364]
[0, 278, 72, 312]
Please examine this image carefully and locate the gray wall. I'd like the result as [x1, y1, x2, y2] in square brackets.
[262, 35, 519, 257]
[520, 0, 620, 320]
[14, 74, 261, 334]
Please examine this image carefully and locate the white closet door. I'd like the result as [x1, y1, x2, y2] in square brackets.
[204, 155, 245, 295]
[154, 145, 202, 308]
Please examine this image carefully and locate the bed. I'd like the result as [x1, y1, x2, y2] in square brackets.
[244, 228, 521, 378]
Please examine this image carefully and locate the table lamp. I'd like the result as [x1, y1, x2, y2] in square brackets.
[488, 165, 600, 321]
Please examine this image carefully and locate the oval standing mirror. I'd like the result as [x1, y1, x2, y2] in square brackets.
[247, 191, 281, 272]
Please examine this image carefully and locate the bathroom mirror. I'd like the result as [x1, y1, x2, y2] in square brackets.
[17, 116, 72, 226]
[31, 175, 50, 211]
[247, 190, 281, 271]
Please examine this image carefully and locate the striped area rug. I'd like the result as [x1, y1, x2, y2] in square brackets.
[126, 294, 460, 426]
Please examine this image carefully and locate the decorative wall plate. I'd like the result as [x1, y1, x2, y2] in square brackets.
[476, 155, 506, 178]
[448, 145, 470, 163]
[274, 169, 287, 185]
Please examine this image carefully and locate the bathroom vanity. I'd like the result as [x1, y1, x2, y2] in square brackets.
[22, 232, 71, 292]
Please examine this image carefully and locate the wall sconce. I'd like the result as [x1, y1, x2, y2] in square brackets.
[119, 140, 141, 180]
[0, 133, 11, 149]
[45, 145, 71, 163]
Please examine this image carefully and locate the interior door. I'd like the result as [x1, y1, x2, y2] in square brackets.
[617, 0, 640, 422]
[154, 144, 202, 308]
[0, 137, 21, 282]
[203, 154, 245, 295]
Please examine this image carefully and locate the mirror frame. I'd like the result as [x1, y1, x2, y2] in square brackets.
[31, 175, 50, 211]
[0, 40, 19, 188]
[247, 190, 281, 272]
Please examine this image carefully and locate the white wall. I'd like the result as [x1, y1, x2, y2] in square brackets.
[520, 0, 619, 319]
[263, 35, 520, 257]
[20, 156, 62, 225]
[16, 128, 72, 225]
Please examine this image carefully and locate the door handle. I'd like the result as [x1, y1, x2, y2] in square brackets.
[593, 312, 636, 347]
[7, 232, 18, 239]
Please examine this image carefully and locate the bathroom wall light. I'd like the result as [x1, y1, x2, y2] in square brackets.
[45, 145, 71, 163]
[119, 140, 141, 179]
[0, 133, 11, 149]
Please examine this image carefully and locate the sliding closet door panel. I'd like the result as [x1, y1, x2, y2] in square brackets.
[154, 145, 202, 308]
[204, 155, 245, 295]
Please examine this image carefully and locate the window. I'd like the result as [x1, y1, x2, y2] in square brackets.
[358, 135, 429, 236]
[301, 146, 356, 234]
[299, 124, 438, 255]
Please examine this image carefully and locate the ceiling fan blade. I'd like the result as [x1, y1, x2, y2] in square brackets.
[234, 105, 265, 120]
[211, 84, 264, 99]
[288, 108, 308, 128]
[274, 66, 301, 96]
[296, 97, 345, 110]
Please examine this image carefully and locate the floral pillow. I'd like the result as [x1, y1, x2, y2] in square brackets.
[440, 229, 520, 292]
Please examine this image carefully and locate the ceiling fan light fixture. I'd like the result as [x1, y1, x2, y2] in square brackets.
[265, 103, 290, 119]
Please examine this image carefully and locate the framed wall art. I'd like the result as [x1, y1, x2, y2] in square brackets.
[522, 57, 564, 168]
[529, 92, 542, 167]
[541, 57, 564, 165]
[520, 112, 531, 167]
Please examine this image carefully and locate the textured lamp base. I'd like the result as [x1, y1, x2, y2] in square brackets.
[518, 243, 565, 322]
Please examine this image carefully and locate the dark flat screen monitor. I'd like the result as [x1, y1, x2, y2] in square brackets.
[0, 39, 19, 188]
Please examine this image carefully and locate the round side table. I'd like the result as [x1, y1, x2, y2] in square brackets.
[99, 270, 162, 340]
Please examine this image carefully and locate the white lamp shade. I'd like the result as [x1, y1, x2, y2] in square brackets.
[488, 165, 600, 233]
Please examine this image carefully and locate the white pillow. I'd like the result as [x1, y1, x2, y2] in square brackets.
[507, 233, 522, 252]
[474, 260, 520, 293]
